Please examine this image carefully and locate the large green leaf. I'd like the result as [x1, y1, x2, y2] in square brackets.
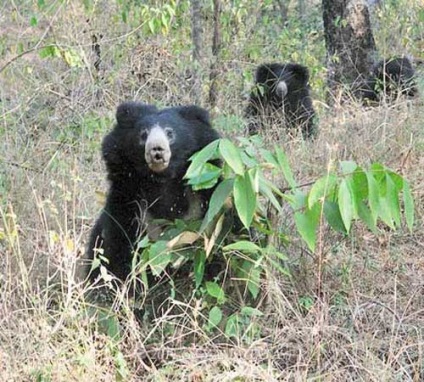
[323, 200, 347, 234]
[351, 167, 368, 201]
[200, 179, 234, 232]
[219, 139, 244, 175]
[223, 241, 262, 253]
[208, 306, 223, 328]
[234, 173, 256, 229]
[186, 163, 221, 189]
[148, 241, 171, 276]
[294, 203, 320, 252]
[357, 201, 377, 233]
[185, 140, 220, 179]
[366, 171, 379, 225]
[338, 178, 354, 233]
[308, 174, 337, 209]
[205, 281, 226, 303]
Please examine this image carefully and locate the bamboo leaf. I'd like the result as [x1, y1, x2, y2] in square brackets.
[219, 139, 244, 175]
[234, 173, 256, 229]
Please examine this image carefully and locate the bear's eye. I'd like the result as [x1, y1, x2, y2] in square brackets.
[140, 129, 148, 142]
[164, 127, 175, 142]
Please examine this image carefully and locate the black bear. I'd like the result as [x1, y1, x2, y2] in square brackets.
[86, 102, 220, 282]
[361, 57, 417, 102]
[245, 63, 316, 139]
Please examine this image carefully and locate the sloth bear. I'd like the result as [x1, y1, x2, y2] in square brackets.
[361, 57, 417, 102]
[86, 102, 220, 282]
[245, 63, 316, 139]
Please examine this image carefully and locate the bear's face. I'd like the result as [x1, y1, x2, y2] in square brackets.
[103, 102, 218, 182]
[139, 124, 175, 173]
[255, 63, 310, 100]
[136, 109, 196, 176]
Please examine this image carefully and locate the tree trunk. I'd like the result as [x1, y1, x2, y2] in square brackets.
[322, 0, 377, 100]
[191, 0, 202, 104]
[208, 0, 221, 108]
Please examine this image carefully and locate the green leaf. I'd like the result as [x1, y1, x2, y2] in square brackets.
[223, 241, 262, 253]
[240, 306, 263, 317]
[200, 179, 234, 232]
[194, 250, 205, 289]
[378, 173, 399, 228]
[234, 173, 256, 229]
[208, 306, 223, 328]
[290, 189, 308, 210]
[403, 181, 414, 231]
[148, 241, 171, 276]
[205, 281, 226, 303]
[386, 173, 401, 227]
[323, 200, 347, 234]
[366, 171, 379, 225]
[338, 178, 354, 233]
[225, 314, 241, 338]
[388, 171, 404, 191]
[148, 18, 156, 34]
[186, 140, 220, 179]
[39, 45, 59, 59]
[308, 174, 337, 209]
[294, 203, 320, 252]
[258, 176, 282, 212]
[30, 16, 38, 27]
[239, 260, 261, 299]
[371, 163, 386, 184]
[351, 167, 368, 201]
[186, 163, 221, 190]
[219, 139, 244, 175]
[259, 148, 278, 167]
[357, 201, 377, 233]
[274, 146, 297, 188]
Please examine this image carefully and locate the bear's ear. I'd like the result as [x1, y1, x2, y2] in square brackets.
[289, 64, 309, 83]
[116, 102, 157, 129]
[255, 64, 276, 83]
[176, 105, 211, 125]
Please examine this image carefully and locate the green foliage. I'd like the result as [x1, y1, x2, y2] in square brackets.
[116, 0, 179, 35]
[39, 45, 83, 68]
[186, 137, 415, 257]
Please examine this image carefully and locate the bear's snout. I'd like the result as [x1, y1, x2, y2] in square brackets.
[144, 125, 172, 172]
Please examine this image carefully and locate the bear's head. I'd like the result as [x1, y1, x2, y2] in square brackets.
[103, 102, 219, 181]
[255, 63, 310, 99]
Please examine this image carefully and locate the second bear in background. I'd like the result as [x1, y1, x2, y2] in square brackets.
[361, 56, 418, 103]
[245, 63, 316, 139]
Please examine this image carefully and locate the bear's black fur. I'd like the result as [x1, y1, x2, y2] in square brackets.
[86, 102, 220, 282]
[245, 63, 316, 139]
[361, 57, 417, 102]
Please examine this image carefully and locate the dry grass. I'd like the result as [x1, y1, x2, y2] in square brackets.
[1, 1, 424, 381]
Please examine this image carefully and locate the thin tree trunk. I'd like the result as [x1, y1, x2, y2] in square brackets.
[191, 0, 202, 104]
[208, 0, 221, 108]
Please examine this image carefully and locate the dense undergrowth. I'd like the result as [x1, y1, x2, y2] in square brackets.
[1, 1, 424, 380]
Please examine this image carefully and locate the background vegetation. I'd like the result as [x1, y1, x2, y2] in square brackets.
[1, 0, 424, 380]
